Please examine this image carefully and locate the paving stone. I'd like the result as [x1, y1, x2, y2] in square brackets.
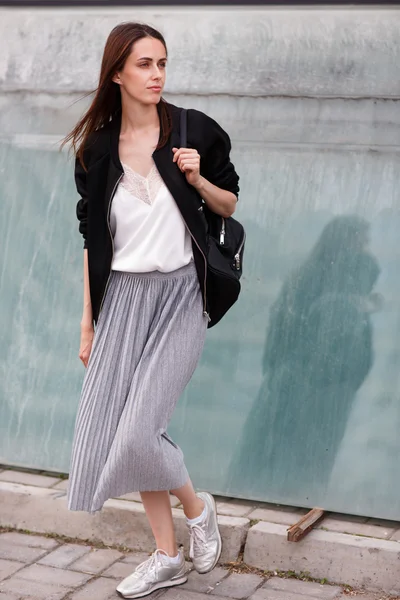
[318, 518, 396, 539]
[264, 577, 342, 598]
[255, 503, 308, 513]
[164, 590, 231, 600]
[211, 572, 263, 598]
[249, 589, 314, 600]
[216, 501, 254, 518]
[367, 517, 399, 528]
[102, 560, 136, 579]
[364, 518, 398, 538]
[389, 529, 400, 542]
[0, 471, 60, 488]
[0, 592, 19, 600]
[121, 552, 151, 565]
[69, 548, 123, 574]
[0, 577, 69, 600]
[0, 533, 58, 550]
[0, 559, 25, 582]
[118, 491, 142, 502]
[118, 491, 181, 507]
[247, 507, 308, 527]
[350, 595, 390, 600]
[38, 544, 91, 568]
[15, 563, 92, 588]
[0, 541, 47, 563]
[51, 479, 69, 491]
[69, 576, 122, 599]
[327, 512, 369, 524]
[181, 567, 228, 593]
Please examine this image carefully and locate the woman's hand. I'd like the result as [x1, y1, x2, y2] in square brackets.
[172, 146, 237, 218]
[79, 324, 94, 368]
[172, 147, 201, 188]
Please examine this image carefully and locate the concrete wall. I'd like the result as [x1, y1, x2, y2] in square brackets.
[1, 7, 400, 137]
[2, 8, 400, 95]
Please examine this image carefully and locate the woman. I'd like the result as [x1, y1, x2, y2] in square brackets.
[63, 22, 239, 599]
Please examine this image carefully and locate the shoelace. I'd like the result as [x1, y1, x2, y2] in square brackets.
[134, 549, 165, 582]
[189, 522, 208, 557]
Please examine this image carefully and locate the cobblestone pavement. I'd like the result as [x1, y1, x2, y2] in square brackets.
[0, 531, 396, 600]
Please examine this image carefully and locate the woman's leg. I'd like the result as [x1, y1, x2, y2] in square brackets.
[140, 481, 204, 555]
[140, 491, 178, 557]
[172, 479, 222, 574]
[171, 479, 205, 519]
[117, 490, 188, 598]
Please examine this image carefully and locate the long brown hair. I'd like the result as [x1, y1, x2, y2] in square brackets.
[61, 22, 172, 169]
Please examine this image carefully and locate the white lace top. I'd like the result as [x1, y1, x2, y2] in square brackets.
[110, 161, 193, 273]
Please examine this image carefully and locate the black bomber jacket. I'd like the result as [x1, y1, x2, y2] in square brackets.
[75, 102, 240, 325]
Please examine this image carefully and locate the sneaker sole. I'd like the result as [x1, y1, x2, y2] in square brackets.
[196, 492, 222, 574]
[116, 574, 188, 599]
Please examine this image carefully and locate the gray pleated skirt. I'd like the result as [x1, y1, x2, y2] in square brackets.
[67, 261, 207, 513]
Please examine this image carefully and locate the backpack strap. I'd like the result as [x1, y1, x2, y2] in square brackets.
[180, 108, 188, 148]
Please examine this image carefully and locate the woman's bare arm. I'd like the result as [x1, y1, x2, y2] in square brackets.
[79, 250, 94, 368]
[81, 250, 93, 330]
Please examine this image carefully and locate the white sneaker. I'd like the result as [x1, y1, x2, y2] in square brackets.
[187, 492, 222, 574]
[116, 548, 187, 599]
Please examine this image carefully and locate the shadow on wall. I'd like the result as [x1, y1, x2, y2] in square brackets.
[226, 215, 382, 503]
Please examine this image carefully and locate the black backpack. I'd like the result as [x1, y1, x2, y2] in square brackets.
[180, 108, 246, 328]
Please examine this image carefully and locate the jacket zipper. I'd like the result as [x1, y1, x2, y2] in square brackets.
[98, 173, 123, 316]
[220, 217, 226, 245]
[181, 214, 210, 322]
[234, 231, 246, 271]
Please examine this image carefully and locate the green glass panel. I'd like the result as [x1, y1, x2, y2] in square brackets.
[0, 143, 82, 470]
[169, 146, 400, 520]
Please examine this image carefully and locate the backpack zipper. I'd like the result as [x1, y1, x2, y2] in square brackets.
[98, 173, 123, 316]
[234, 231, 246, 271]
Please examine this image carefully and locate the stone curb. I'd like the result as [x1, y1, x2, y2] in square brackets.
[244, 521, 400, 594]
[0, 482, 248, 564]
[2, 481, 400, 594]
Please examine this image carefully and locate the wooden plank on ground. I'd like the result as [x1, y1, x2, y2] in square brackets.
[287, 508, 326, 542]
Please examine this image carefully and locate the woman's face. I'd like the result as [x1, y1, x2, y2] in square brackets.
[113, 37, 167, 105]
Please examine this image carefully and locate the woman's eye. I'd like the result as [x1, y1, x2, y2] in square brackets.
[159, 63, 166, 69]
[139, 63, 149, 68]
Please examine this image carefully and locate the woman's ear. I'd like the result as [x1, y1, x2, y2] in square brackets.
[112, 72, 122, 85]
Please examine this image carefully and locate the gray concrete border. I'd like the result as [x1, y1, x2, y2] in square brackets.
[1, 8, 400, 98]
